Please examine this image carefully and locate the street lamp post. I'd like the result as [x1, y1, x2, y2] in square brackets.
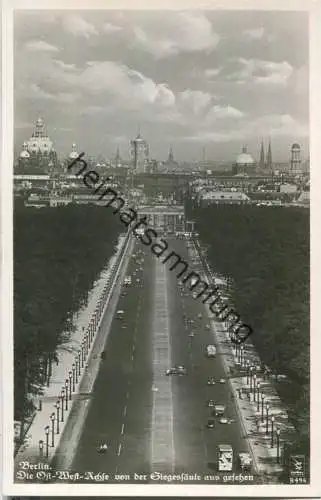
[72, 363, 76, 391]
[249, 367, 253, 392]
[74, 358, 78, 383]
[261, 394, 265, 422]
[45, 426, 49, 458]
[271, 416, 275, 447]
[55, 401, 60, 434]
[246, 361, 250, 384]
[65, 379, 69, 409]
[68, 371, 72, 399]
[81, 343, 85, 367]
[60, 389, 65, 421]
[240, 345, 244, 367]
[257, 385, 261, 411]
[50, 413, 55, 447]
[276, 428, 281, 463]
[265, 403, 270, 434]
[77, 351, 81, 376]
[39, 440, 44, 457]
[253, 374, 257, 401]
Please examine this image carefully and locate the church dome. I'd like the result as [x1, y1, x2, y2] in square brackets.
[19, 142, 30, 159]
[68, 143, 79, 159]
[26, 117, 53, 154]
[236, 145, 255, 165]
[291, 143, 301, 150]
[135, 133, 144, 143]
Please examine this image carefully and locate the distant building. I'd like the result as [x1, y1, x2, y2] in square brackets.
[200, 190, 251, 205]
[130, 132, 149, 173]
[159, 146, 179, 173]
[279, 183, 298, 194]
[111, 147, 123, 168]
[266, 139, 272, 170]
[290, 143, 303, 175]
[259, 140, 265, 170]
[16, 117, 58, 173]
[232, 145, 257, 175]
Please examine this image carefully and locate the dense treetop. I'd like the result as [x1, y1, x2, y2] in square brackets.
[14, 206, 123, 422]
[189, 203, 309, 450]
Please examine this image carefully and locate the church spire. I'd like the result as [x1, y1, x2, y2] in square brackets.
[168, 144, 174, 162]
[266, 138, 272, 169]
[259, 139, 265, 169]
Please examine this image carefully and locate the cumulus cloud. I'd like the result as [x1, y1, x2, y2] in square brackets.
[205, 67, 222, 78]
[231, 58, 293, 86]
[132, 12, 220, 58]
[14, 10, 309, 159]
[243, 27, 265, 40]
[62, 15, 98, 38]
[21, 83, 77, 104]
[25, 40, 59, 52]
[103, 22, 123, 34]
[53, 60, 77, 71]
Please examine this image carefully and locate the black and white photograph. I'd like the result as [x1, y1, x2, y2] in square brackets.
[1, 0, 320, 496]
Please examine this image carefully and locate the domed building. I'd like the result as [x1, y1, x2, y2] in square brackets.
[26, 117, 53, 155]
[232, 145, 257, 175]
[68, 143, 79, 161]
[19, 142, 30, 160]
[16, 117, 58, 173]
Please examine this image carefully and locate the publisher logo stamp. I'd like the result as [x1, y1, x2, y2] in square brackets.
[289, 455, 305, 478]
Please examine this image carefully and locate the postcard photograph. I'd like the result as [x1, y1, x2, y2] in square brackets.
[1, 0, 320, 496]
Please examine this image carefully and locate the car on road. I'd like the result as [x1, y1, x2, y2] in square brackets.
[219, 417, 229, 424]
[212, 404, 226, 416]
[207, 377, 216, 385]
[97, 443, 108, 453]
[116, 310, 124, 319]
[188, 332, 195, 338]
[165, 365, 187, 376]
[219, 378, 226, 383]
[207, 399, 216, 407]
[206, 418, 216, 429]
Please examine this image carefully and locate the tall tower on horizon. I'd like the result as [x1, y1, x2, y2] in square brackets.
[130, 131, 149, 173]
[259, 140, 265, 170]
[168, 145, 174, 162]
[266, 139, 272, 169]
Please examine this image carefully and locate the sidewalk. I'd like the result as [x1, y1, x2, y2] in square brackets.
[188, 239, 296, 482]
[14, 232, 131, 469]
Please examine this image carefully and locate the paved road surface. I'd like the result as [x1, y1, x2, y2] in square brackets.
[71, 237, 254, 483]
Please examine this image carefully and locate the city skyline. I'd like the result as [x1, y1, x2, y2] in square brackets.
[14, 10, 309, 162]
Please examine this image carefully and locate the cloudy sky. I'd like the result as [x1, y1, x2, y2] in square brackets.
[14, 10, 309, 162]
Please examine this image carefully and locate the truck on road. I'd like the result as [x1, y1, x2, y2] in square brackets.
[212, 404, 226, 417]
[206, 344, 216, 357]
[238, 452, 253, 472]
[217, 444, 233, 472]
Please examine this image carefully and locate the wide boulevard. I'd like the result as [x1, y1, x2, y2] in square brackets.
[70, 237, 252, 482]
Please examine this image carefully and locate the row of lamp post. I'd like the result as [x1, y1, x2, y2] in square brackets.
[225, 319, 283, 467]
[38, 264, 115, 459]
[246, 360, 283, 464]
[197, 249, 285, 469]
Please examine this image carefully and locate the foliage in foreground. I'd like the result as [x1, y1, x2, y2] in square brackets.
[14, 206, 123, 423]
[190, 204, 309, 453]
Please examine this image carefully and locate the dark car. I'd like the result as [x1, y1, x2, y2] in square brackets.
[206, 418, 215, 429]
